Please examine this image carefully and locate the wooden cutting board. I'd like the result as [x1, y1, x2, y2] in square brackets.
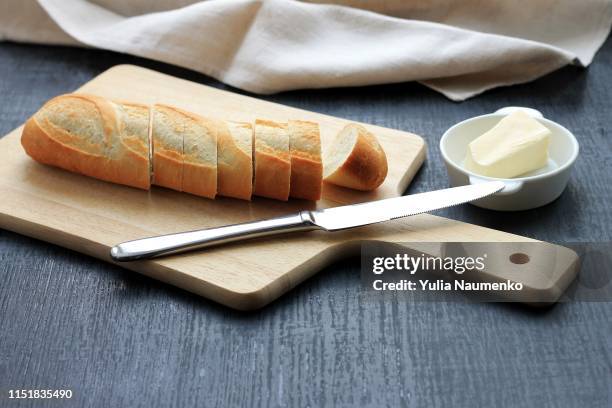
[0, 65, 577, 309]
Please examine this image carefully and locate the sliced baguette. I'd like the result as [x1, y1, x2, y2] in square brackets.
[217, 121, 253, 200]
[253, 119, 290, 201]
[21, 93, 151, 190]
[288, 120, 322, 201]
[323, 123, 388, 191]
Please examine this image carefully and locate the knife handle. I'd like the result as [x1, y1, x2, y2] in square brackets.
[110, 212, 318, 262]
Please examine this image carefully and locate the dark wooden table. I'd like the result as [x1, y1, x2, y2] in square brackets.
[1, 38, 611, 408]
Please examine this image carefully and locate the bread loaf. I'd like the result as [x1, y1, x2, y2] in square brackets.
[288, 120, 322, 201]
[21, 94, 151, 190]
[217, 121, 253, 200]
[323, 123, 388, 191]
[253, 119, 291, 201]
[23, 93, 384, 201]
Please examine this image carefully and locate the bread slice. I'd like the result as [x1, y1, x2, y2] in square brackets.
[288, 120, 322, 201]
[323, 123, 388, 191]
[151, 104, 184, 192]
[111, 101, 152, 189]
[253, 119, 290, 201]
[21, 93, 151, 190]
[181, 112, 217, 199]
[217, 121, 253, 200]
[152, 104, 218, 198]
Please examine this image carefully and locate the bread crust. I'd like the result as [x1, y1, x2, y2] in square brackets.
[217, 121, 253, 200]
[288, 120, 322, 201]
[324, 123, 388, 191]
[21, 94, 150, 190]
[253, 119, 290, 201]
[182, 160, 216, 198]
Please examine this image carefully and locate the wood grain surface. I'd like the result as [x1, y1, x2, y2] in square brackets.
[0, 40, 611, 407]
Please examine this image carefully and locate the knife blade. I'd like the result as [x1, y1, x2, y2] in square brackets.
[110, 181, 505, 261]
[311, 181, 504, 230]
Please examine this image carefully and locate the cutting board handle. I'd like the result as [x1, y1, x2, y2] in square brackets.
[371, 241, 579, 304]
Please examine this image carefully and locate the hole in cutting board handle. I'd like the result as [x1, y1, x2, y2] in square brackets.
[509, 252, 530, 264]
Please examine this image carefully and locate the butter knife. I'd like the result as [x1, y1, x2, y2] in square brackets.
[110, 181, 505, 261]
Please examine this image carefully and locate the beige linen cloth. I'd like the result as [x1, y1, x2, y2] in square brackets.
[1, 0, 611, 100]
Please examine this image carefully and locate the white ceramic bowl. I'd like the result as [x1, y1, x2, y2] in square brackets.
[440, 107, 579, 211]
